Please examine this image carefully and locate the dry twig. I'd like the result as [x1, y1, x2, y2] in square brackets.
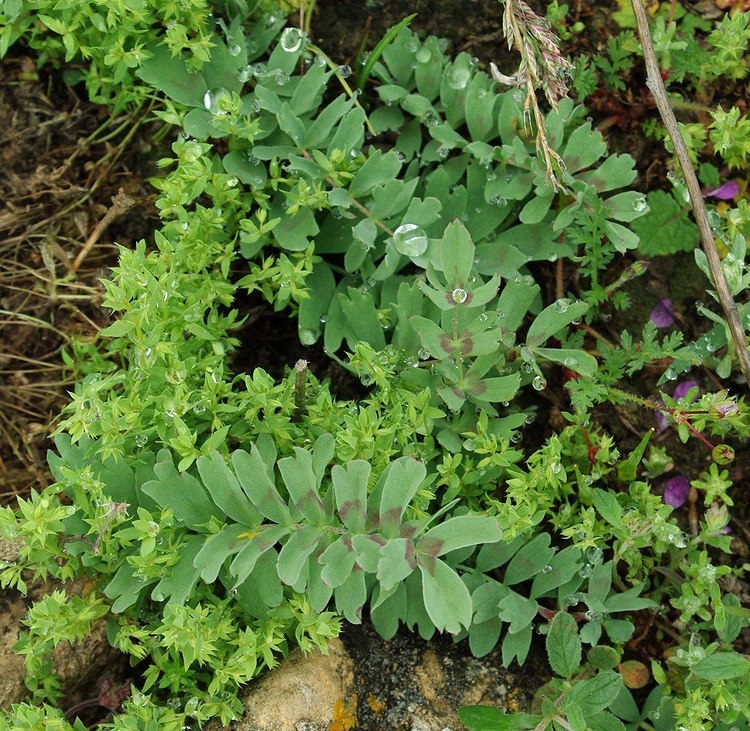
[630, 0, 750, 386]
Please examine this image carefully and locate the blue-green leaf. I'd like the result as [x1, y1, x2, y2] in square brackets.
[196, 452, 260, 527]
[419, 555, 472, 634]
[277, 524, 323, 586]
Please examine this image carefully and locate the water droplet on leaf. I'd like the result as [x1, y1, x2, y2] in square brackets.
[203, 87, 231, 115]
[451, 287, 468, 304]
[392, 223, 428, 256]
[280, 27, 305, 53]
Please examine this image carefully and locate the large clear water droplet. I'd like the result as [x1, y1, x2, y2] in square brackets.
[228, 43, 242, 56]
[415, 46, 431, 63]
[392, 223, 428, 256]
[299, 329, 318, 345]
[632, 197, 648, 212]
[203, 87, 231, 115]
[553, 297, 571, 313]
[451, 287, 468, 304]
[280, 27, 305, 53]
[532, 375, 547, 390]
[447, 65, 471, 90]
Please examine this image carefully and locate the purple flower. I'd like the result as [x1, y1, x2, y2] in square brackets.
[663, 475, 690, 508]
[673, 380, 700, 402]
[704, 181, 739, 200]
[655, 380, 700, 432]
[650, 299, 675, 328]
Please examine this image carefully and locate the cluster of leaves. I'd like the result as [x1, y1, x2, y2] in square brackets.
[0, 2, 750, 731]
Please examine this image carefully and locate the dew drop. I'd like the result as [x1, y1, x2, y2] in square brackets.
[447, 65, 471, 90]
[337, 64, 352, 78]
[135, 434, 148, 448]
[228, 43, 242, 56]
[532, 375, 547, 390]
[542, 565, 553, 574]
[418, 347, 431, 360]
[451, 287, 468, 304]
[632, 197, 648, 212]
[203, 87, 231, 115]
[392, 223, 428, 256]
[415, 47, 431, 63]
[554, 297, 571, 313]
[280, 27, 305, 53]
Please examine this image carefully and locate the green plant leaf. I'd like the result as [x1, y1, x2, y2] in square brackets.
[196, 452, 261, 527]
[526, 300, 589, 347]
[547, 611, 582, 678]
[150, 535, 204, 605]
[276, 524, 323, 586]
[373, 457, 426, 537]
[503, 533, 554, 585]
[418, 515, 502, 556]
[319, 536, 358, 588]
[277, 447, 327, 525]
[497, 590, 538, 634]
[532, 347, 598, 377]
[377, 537, 417, 591]
[565, 670, 623, 715]
[419, 555, 472, 634]
[141, 453, 222, 529]
[439, 220, 475, 285]
[331, 460, 369, 533]
[193, 524, 250, 583]
[229, 525, 290, 589]
[592, 488, 624, 530]
[458, 706, 541, 730]
[334, 569, 368, 624]
[691, 652, 750, 680]
[232, 446, 292, 525]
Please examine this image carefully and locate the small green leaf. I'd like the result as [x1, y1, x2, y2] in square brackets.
[193, 524, 249, 583]
[419, 555, 472, 634]
[565, 670, 623, 715]
[588, 645, 621, 670]
[592, 489, 624, 530]
[196, 452, 261, 527]
[331, 460, 369, 533]
[319, 536, 358, 588]
[229, 525, 290, 589]
[374, 457, 426, 537]
[547, 611, 582, 678]
[418, 515, 502, 556]
[504, 533, 554, 585]
[142, 454, 221, 529]
[691, 652, 750, 681]
[278, 447, 327, 524]
[276, 525, 323, 586]
[232, 446, 291, 525]
[532, 347, 598, 377]
[439, 220, 475, 285]
[526, 301, 589, 347]
[150, 535, 203, 605]
[377, 537, 417, 591]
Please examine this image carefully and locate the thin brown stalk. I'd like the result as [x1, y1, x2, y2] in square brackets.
[630, 0, 750, 386]
[72, 187, 135, 273]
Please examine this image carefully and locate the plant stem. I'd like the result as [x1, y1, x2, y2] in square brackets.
[630, 0, 750, 386]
